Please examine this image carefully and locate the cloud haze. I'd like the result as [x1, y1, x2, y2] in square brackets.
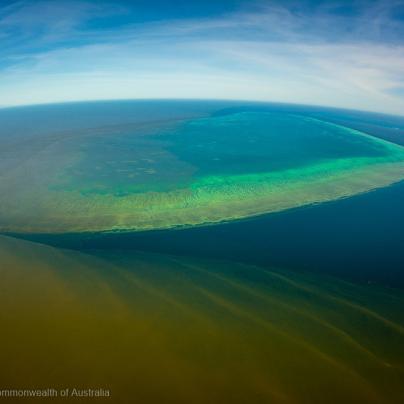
[1, 0, 404, 115]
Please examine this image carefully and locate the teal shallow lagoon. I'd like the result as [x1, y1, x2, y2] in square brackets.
[0, 101, 403, 404]
[0, 102, 403, 233]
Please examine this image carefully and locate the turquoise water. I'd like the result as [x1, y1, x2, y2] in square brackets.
[0, 100, 403, 403]
[164, 112, 390, 177]
[2, 100, 402, 287]
[56, 111, 397, 196]
[0, 101, 403, 234]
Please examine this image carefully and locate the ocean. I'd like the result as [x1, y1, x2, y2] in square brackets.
[0, 100, 403, 403]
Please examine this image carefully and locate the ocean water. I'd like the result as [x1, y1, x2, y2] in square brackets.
[1, 235, 403, 404]
[0, 101, 403, 233]
[27, 179, 404, 288]
[0, 100, 403, 403]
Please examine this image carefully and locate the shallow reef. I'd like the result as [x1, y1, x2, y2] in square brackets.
[1, 111, 403, 233]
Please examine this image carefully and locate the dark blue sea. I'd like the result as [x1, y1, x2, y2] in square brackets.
[3, 100, 404, 288]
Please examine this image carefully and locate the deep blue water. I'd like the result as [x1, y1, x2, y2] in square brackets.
[2, 100, 403, 288]
[21, 179, 404, 288]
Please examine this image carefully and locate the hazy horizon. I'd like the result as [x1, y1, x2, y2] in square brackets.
[1, 0, 404, 115]
[1, 97, 404, 120]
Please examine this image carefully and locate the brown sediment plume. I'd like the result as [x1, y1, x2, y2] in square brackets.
[0, 235, 403, 403]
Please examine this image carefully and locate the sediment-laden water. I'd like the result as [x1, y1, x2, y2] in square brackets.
[1, 235, 403, 404]
[1, 101, 403, 403]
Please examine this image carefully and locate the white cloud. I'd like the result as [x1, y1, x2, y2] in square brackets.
[0, 0, 404, 115]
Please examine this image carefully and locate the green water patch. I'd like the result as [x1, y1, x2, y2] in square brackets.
[55, 112, 395, 196]
[0, 235, 403, 403]
[161, 112, 392, 177]
[54, 132, 196, 195]
[0, 111, 403, 233]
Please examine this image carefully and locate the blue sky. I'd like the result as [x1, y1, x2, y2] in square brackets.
[1, 0, 404, 114]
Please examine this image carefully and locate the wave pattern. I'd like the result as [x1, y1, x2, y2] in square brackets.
[1, 235, 403, 403]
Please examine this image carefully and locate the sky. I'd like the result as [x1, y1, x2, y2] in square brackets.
[0, 0, 404, 115]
